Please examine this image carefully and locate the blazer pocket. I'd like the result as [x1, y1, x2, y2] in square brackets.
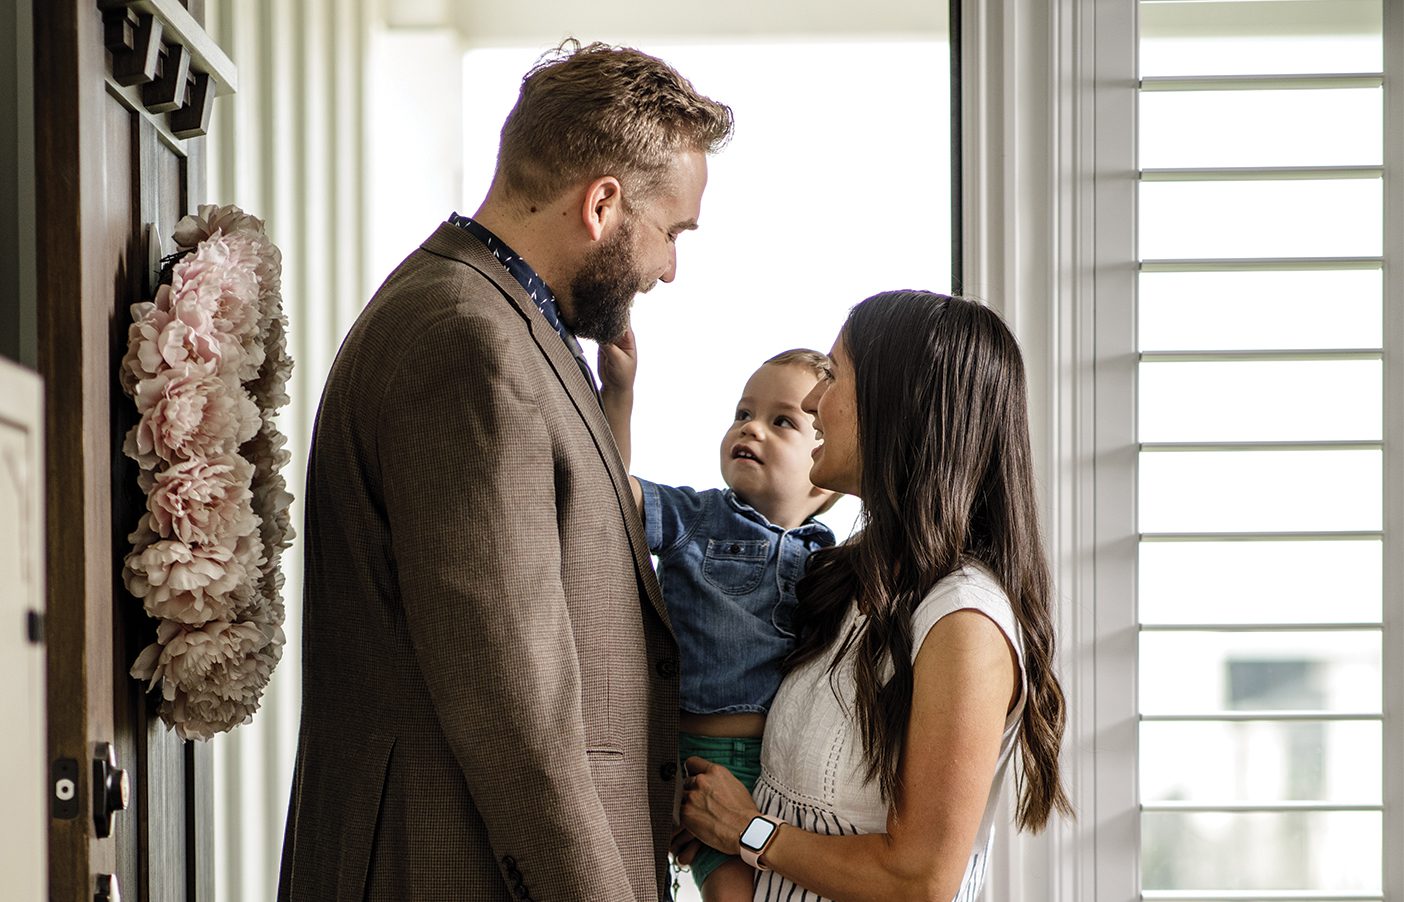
[335, 732, 396, 902]
[701, 538, 769, 595]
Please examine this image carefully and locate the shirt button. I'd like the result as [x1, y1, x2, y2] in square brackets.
[659, 761, 678, 782]
[655, 658, 678, 678]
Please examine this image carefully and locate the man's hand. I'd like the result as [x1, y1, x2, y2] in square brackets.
[597, 327, 638, 395]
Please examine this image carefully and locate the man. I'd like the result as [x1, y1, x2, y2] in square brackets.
[278, 41, 733, 901]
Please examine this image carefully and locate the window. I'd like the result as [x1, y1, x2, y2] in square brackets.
[1130, 1, 1397, 898]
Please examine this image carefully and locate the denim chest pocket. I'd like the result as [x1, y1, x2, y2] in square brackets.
[701, 538, 770, 595]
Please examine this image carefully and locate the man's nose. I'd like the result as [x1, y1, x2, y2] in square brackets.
[659, 246, 677, 283]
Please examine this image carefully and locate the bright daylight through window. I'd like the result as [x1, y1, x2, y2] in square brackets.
[462, 39, 952, 539]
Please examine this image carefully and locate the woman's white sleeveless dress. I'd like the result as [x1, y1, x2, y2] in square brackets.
[751, 565, 1027, 902]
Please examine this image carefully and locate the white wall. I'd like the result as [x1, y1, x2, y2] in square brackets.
[205, 2, 376, 899]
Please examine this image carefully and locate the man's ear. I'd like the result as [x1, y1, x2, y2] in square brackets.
[580, 175, 625, 242]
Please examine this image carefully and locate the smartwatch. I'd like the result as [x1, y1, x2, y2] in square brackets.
[738, 814, 783, 870]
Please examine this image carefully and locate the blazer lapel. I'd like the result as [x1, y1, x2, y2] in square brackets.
[421, 223, 672, 637]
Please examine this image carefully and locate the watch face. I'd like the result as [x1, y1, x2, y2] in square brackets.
[740, 817, 777, 852]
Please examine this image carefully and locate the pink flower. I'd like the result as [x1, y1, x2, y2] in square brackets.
[124, 202, 293, 740]
[173, 204, 266, 248]
[248, 317, 292, 411]
[124, 538, 244, 624]
[130, 618, 283, 741]
[160, 620, 267, 692]
[246, 420, 292, 474]
[148, 454, 257, 547]
[161, 260, 225, 370]
[127, 362, 259, 467]
[120, 300, 173, 395]
[202, 234, 265, 381]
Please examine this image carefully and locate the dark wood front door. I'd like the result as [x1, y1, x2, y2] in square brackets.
[34, 2, 233, 900]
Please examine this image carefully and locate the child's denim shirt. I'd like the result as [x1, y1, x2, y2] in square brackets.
[637, 479, 836, 716]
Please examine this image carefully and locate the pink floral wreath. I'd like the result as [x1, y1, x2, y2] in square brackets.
[120, 204, 293, 741]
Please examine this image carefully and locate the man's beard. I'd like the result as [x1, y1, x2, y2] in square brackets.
[566, 217, 648, 343]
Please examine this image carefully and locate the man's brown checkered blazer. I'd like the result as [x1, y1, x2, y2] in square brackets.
[277, 223, 679, 901]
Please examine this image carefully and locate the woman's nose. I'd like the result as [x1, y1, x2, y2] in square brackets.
[802, 381, 827, 415]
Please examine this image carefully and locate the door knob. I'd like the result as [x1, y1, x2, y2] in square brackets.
[92, 742, 129, 839]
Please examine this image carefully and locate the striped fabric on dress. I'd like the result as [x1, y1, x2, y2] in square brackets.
[751, 774, 859, 901]
[750, 771, 995, 902]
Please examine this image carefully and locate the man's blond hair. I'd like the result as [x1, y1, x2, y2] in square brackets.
[496, 39, 734, 206]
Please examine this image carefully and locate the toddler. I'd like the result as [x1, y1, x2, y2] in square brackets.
[600, 332, 837, 900]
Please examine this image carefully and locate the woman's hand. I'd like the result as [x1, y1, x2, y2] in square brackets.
[597, 326, 638, 394]
[680, 756, 761, 855]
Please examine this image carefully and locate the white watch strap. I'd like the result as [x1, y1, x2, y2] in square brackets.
[738, 814, 783, 871]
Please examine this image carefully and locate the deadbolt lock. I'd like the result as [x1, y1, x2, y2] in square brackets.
[92, 742, 129, 839]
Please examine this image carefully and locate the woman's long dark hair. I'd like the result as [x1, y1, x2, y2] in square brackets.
[789, 291, 1071, 832]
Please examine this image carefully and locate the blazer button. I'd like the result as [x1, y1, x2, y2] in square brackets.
[659, 761, 678, 782]
[655, 658, 678, 679]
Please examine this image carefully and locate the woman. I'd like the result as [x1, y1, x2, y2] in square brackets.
[678, 291, 1071, 901]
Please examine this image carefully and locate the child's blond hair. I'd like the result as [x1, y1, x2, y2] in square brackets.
[764, 348, 832, 381]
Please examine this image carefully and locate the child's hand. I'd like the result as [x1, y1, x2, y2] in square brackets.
[598, 327, 638, 394]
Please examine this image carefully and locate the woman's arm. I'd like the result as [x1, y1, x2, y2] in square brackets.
[682, 609, 1018, 902]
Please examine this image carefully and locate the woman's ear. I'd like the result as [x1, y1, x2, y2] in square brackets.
[580, 175, 624, 242]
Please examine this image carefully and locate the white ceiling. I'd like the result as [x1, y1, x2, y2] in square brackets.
[380, 0, 948, 45]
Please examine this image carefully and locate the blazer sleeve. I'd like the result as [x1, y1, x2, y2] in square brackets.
[379, 305, 638, 899]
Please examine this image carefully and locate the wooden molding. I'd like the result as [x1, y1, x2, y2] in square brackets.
[96, 0, 237, 141]
[168, 72, 211, 139]
[141, 42, 189, 113]
[103, 10, 162, 86]
[97, 0, 236, 96]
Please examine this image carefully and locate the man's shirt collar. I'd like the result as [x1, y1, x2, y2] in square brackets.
[449, 212, 577, 348]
